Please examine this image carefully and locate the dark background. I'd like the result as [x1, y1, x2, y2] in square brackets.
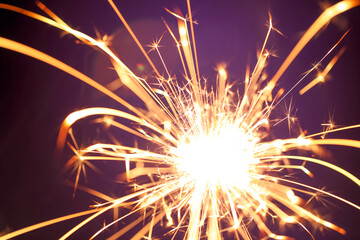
[0, 0, 360, 239]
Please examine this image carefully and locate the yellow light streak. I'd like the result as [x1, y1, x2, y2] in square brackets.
[299, 45, 347, 95]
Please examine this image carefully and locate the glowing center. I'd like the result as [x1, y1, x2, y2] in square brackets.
[173, 128, 259, 186]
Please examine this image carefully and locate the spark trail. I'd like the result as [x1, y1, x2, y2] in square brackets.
[0, 1, 360, 239]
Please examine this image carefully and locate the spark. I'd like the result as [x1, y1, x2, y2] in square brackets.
[1, 1, 360, 240]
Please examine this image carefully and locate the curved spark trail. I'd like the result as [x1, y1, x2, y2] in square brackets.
[1, 1, 360, 239]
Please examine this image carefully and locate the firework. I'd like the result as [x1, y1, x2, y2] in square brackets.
[1, 1, 360, 239]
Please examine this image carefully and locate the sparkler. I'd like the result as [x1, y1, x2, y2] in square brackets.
[1, 0, 360, 239]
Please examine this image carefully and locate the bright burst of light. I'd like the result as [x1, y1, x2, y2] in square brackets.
[1, 1, 360, 240]
[172, 127, 258, 185]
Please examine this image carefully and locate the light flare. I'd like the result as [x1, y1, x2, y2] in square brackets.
[172, 127, 258, 186]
